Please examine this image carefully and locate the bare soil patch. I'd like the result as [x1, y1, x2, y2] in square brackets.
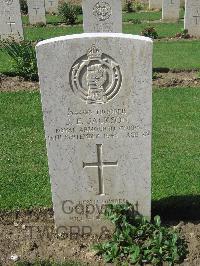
[0, 208, 200, 266]
[0, 75, 39, 92]
[0, 71, 200, 93]
[153, 70, 200, 88]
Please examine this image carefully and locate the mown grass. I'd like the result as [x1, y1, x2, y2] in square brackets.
[0, 40, 199, 75]
[22, 21, 183, 41]
[153, 87, 200, 200]
[22, 11, 162, 25]
[0, 92, 51, 209]
[153, 40, 200, 70]
[123, 21, 183, 38]
[0, 88, 200, 210]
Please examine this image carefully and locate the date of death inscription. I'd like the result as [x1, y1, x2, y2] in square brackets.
[47, 107, 151, 142]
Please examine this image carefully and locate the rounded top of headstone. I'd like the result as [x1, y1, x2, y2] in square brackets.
[36, 33, 153, 48]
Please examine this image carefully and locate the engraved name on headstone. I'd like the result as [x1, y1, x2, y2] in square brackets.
[184, 0, 200, 37]
[45, 0, 58, 14]
[82, 0, 122, 33]
[0, 0, 23, 40]
[149, 0, 162, 9]
[162, 0, 180, 22]
[36, 33, 152, 234]
[27, 0, 46, 25]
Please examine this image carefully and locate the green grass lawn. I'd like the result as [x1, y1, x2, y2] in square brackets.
[22, 21, 183, 41]
[22, 14, 83, 25]
[22, 11, 162, 26]
[153, 40, 200, 70]
[123, 21, 183, 38]
[0, 88, 200, 210]
[1, 40, 199, 74]
[123, 11, 162, 22]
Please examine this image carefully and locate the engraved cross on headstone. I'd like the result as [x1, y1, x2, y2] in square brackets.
[193, 9, 200, 25]
[7, 16, 15, 33]
[83, 144, 118, 196]
[33, 7, 40, 15]
[49, 0, 54, 6]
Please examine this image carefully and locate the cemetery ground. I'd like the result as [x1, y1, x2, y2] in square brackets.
[0, 9, 200, 266]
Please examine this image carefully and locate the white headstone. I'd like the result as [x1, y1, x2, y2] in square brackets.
[149, 0, 162, 9]
[36, 33, 152, 235]
[82, 0, 122, 33]
[162, 0, 180, 22]
[0, 0, 23, 40]
[185, 0, 200, 37]
[45, 0, 58, 14]
[27, 0, 46, 25]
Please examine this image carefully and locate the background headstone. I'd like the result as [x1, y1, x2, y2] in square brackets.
[45, 0, 58, 14]
[36, 33, 152, 234]
[180, 0, 185, 7]
[82, 0, 122, 33]
[149, 0, 162, 9]
[184, 0, 200, 37]
[27, 0, 46, 25]
[162, 0, 180, 22]
[0, 0, 23, 40]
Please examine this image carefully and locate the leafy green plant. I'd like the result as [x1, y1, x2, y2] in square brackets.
[133, 1, 145, 11]
[58, 3, 79, 25]
[93, 202, 188, 266]
[124, 1, 134, 13]
[176, 29, 191, 39]
[74, 5, 83, 15]
[19, 0, 28, 15]
[128, 18, 142, 24]
[141, 27, 158, 39]
[153, 70, 158, 80]
[0, 39, 38, 81]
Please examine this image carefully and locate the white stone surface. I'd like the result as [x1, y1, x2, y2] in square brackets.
[36, 33, 152, 234]
[184, 0, 200, 37]
[0, 0, 23, 40]
[27, 0, 46, 25]
[82, 0, 122, 33]
[149, 0, 162, 9]
[45, 0, 58, 14]
[162, 0, 180, 22]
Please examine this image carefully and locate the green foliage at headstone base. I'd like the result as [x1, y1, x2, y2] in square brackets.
[93, 202, 188, 266]
[141, 27, 158, 39]
[124, 0, 145, 13]
[175, 29, 191, 39]
[58, 3, 80, 25]
[19, 0, 28, 15]
[0, 38, 38, 81]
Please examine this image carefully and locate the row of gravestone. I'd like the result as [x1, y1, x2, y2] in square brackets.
[0, 0, 200, 40]
[0, 0, 58, 40]
[149, 0, 184, 9]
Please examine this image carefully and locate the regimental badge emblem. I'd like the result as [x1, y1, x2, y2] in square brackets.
[4, 0, 13, 5]
[69, 44, 122, 104]
[93, 1, 112, 21]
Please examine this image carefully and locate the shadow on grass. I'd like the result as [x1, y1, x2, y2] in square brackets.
[152, 195, 200, 221]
